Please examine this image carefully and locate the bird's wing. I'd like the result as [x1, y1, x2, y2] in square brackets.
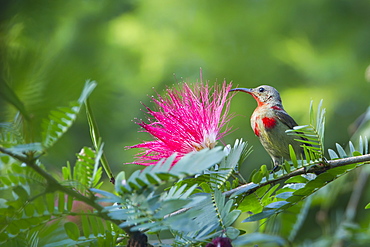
[275, 110, 311, 146]
[275, 110, 299, 129]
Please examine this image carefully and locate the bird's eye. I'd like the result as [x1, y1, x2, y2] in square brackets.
[258, 87, 265, 92]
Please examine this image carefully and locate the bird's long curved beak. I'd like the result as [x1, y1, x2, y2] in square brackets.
[229, 88, 253, 94]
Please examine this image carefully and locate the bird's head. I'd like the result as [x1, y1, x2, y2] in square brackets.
[229, 85, 283, 107]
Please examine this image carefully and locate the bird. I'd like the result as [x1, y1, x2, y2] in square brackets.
[230, 85, 305, 170]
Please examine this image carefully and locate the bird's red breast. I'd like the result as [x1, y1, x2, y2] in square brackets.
[262, 117, 277, 129]
[252, 105, 278, 137]
[253, 120, 260, 136]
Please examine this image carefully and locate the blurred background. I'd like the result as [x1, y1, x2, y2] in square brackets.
[1, 0, 370, 244]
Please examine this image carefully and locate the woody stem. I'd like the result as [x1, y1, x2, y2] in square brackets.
[167, 153, 370, 218]
[223, 153, 370, 197]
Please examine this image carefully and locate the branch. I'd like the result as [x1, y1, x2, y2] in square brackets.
[0, 147, 119, 221]
[167, 154, 370, 218]
[224, 154, 370, 197]
[0, 146, 143, 243]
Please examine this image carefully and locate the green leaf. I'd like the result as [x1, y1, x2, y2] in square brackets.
[365, 136, 369, 154]
[24, 203, 35, 217]
[365, 202, 370, 209]
[8, 143, 43, 155]
[237, 193, 262, 213]
[260, 164, 268, 176]
[165, 184, 198, 200]
[223, 210, 241, 227]
[146, 173, 161, 185]
[261, 184, 279, 206]
[237, 139, 253, 165]
[352, 151, 362, 156]
[114, 171, 126, 194]
[7, 222, 21, 235]
[284, 161, 291, 173]
[359, 136, 364, 154]
[0, 80, 31, 121]
[120, 148, 225, 193]
[67, 195, 73, 212]
[89, 218, 99, 237]
[46, 193, 55, 214]
[328, 149, 339, 159]
[154, 199, 192, 218]
[242, 209, 276, 222]
[208, 140, 249, 190]
[90, 144, 104, 189]
[94, 217, 105, 236]
[285, 175, 309, 184]
[200, 182, 212, 193]
[34, 196, 46, 215]
[13, 185, 29, 200]
[90, 189, 124, 204]
[289, 144, 298, 168]
[233, 233, 287, 246]
[349, 141, 355, 154]
[58, 192, 65, 213]
[287, 197, 312, 241]
[335, 143, 347, 158]
[62, 163, 72, 180]
[266, 201, 289, 209]
[167, 191, 238, 240]
[170, 147, 225, 176]
[68, 145, 103, 194]
[42, 80, 96, 149]
[64, 222, 80, 241]
[286, 100, 326, 164]
[81, 215, 90, 239]
[85, 98, 114, 184]
[252, 171, 263, 183]
[226, 227, 240, 240]
[275, 192, 293, 199]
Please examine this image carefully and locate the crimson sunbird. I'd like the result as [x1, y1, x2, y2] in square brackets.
[230, 85, 306, 170]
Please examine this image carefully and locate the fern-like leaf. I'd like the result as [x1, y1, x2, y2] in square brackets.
[328, 136, 369, 159]
[0, 80, 31, 121]
[59, 217, 123, 246]
[41, 80, 96, 149]
[173, 140, 250, 194]
[85, 99, 114, 183]
[209, 139, 249, 190]
[62, 146, 103, 195]
[0, 113, 25, 147]
[94, 148, 231, 240]
[116, 147, 225, 194]
[173, 189, 240, 244]
[286, 100, 326, 164]
[242, 153, 367, 224]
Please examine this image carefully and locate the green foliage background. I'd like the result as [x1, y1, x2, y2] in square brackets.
[1, 0, 370, 245]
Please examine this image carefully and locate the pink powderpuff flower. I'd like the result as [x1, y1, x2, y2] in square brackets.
[127, 80, 235, 166]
